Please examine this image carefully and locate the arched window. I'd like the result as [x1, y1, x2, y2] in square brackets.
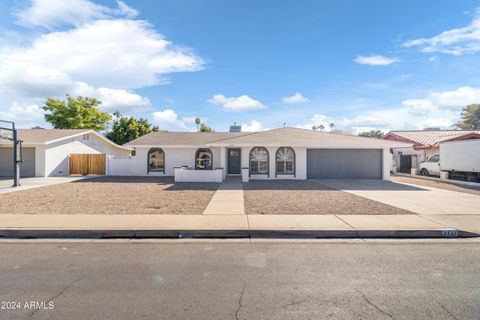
[195, 148, 213, 170]
[148, 148, 165, 173]
[276, 147, 295, 175]
[250, 147, 269, 174]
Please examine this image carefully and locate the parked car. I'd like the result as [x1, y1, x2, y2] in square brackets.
[419, 154, 440, 176]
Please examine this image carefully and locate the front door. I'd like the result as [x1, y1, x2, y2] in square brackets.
[227, 148, 241, 174]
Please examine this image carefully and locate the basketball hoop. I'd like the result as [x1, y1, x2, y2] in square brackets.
[0, 120, 21, 187]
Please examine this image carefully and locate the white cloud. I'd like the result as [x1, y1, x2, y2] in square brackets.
[282, 92, 309, 104]
[429, 56, 438, 62]
[151, 109, 198, 130]
[428, 86, 480, 109]
[241, 120, 263, 132]
[0, 58, 151, 113]
[296, 114, 333, 131]
[341, 115, 388, 128]
[401, 99, 434, 116]
[15, 0, 138, 29]
[339, 86, 480, 132]
[94, 88, 150, 112]
[209, 94, 265, 112]
[7, 19, 203, 88]
[0, 1, 204, 124]
[404, 8, 480, 55]
[0, 102, 45, 127]
[354, 55, 398, 66]
[295, 86, 477, 134]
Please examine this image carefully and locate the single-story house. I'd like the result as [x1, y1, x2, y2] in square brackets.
[384, 129, 480, 173]
[0, 129, 132, 177]
[111, 127, 409, 181]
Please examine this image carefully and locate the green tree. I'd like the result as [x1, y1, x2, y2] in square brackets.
[358, 130, 385, 139]
[199, 123, 213, 132]
[106, 112, 159, 145]
[457, 104, 480, 129]
[329, 122, 335, 131]
[195, 117, 201, 132]
[43, 95, 111, 131]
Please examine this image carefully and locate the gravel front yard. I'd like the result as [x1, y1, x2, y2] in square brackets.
[243, 180, 413, 215]
[0, 176, 219, 215]
[391, 175, 480, 196]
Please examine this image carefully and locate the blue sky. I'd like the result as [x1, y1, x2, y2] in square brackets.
[1, 0, 480, 132]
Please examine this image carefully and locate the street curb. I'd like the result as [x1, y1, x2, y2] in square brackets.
[0, 228, 477, 239]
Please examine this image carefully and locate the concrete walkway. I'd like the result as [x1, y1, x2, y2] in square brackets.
[0, 214, 479, 238]
[315, 180, 480, 215]
[203, 178, 244, 215]
[0, 176, 94, 194]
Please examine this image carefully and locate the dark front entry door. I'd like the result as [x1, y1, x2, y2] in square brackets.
[227, 148, 241, 174]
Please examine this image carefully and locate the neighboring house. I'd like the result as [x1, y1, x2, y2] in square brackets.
[111, 127, 409, 181]
[0, 129, 132, 177]
[384, 129, 480, 173]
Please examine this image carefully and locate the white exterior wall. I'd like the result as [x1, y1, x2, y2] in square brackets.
[108, 146, 222, 176]
[239, 146, 306, 180]
[34, 145, 45, 177]
[44, 133, 130, 176]
[108, 145, 390, 180]
[382, 148, 391, 180]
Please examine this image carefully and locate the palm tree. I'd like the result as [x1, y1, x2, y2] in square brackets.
[329, 122, 335, 131]
[195, 117, 201, 132]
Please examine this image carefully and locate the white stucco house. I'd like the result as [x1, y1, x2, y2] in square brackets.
[0, 129, 132, 177]
[107, 127, 409, 182]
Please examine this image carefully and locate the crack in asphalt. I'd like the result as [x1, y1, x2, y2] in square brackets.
[234, 284, 246, 320]
[281, 298, 307, 309]
[437, 300, 459, 320]
[27, 275, 85, 320]
[355, 289, 395, 320]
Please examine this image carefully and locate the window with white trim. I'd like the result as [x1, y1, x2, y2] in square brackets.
[250, 147, 269, 174]
[276, 147, 294, 174]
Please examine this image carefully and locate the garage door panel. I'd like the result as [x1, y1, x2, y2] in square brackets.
[307, 149, 382, 179]
[0, 147, 36, 177]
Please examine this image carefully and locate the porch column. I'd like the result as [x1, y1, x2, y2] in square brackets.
[220, 146, 226, 180]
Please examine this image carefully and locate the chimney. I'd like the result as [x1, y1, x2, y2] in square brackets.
[229, 122, 242, 132]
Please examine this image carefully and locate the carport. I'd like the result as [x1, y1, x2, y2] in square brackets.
[307, 149, 383, 179]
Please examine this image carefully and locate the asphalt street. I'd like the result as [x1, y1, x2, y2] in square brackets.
[0, 240, 479, 320]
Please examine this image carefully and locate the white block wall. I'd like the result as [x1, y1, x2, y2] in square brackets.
[174, 168, 223, 182]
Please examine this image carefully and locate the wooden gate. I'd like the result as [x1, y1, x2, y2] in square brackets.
[69, 154, 106, 175]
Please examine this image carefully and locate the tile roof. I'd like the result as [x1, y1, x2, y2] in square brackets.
[127, 127, 410, 148]
[0, 129, 90, 144]
[386, 130, 480, 146]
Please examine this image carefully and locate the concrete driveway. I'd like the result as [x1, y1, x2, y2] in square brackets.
[0, 176, 91, 194]
[315, 180, 480, 215]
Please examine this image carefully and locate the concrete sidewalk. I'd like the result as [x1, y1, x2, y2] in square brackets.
[203, 179, 244, 215]
[0, 214, 478, 238]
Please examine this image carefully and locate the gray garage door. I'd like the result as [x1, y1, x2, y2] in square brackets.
[307, 149, 382, 179]
[0, 147, 36, 177]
